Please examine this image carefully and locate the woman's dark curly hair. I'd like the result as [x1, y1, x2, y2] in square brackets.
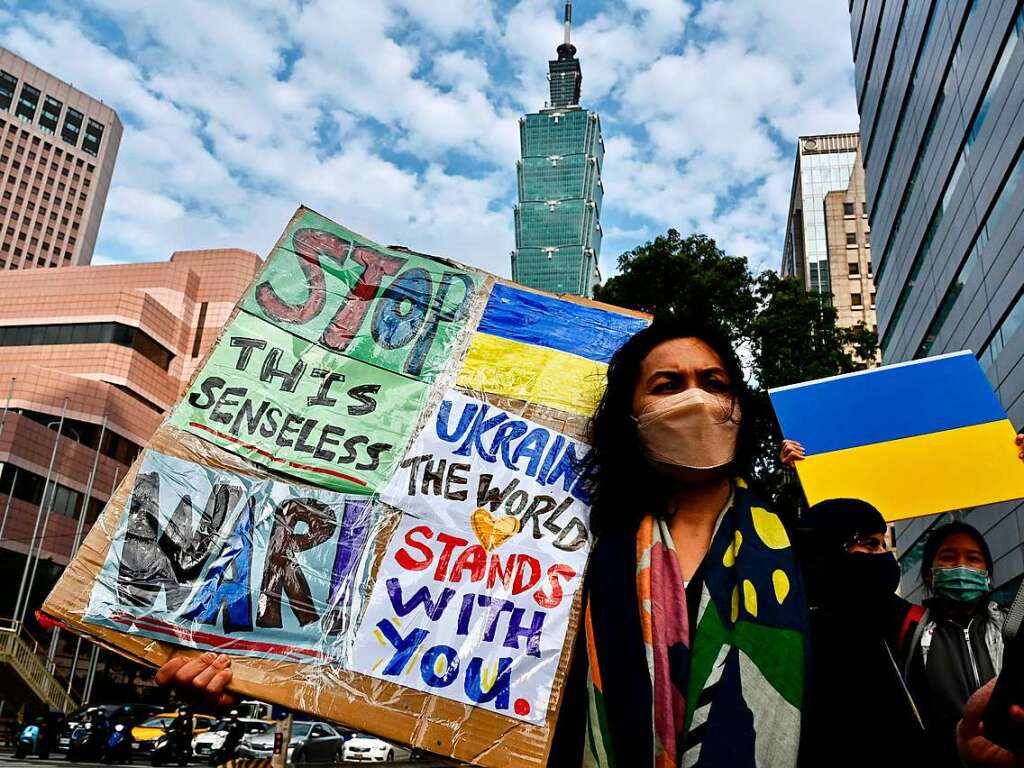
[587, 316, 758, 537]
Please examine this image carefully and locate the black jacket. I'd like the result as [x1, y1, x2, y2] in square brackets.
[905, 599, 1004, 768]
[800, 595, 926, 767]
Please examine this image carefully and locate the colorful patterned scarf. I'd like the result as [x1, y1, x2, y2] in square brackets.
[584, 482, 808, 767]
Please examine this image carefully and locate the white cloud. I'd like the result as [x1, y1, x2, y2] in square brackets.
[0, 0, 858, 279]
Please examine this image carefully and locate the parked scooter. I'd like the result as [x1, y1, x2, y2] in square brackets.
[103, 723, 134, 764]
[15, 716, 56, 759]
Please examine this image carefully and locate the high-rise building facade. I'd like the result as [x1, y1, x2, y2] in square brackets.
[851, 1, 1024, 600]
[0, 248, 260, 620]
[0, 48, 122, 269]
[511, 1, 604, 297]
[782, 134, 879, 335]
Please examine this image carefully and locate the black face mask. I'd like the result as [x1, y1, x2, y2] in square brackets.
[833, 551, 901, 607]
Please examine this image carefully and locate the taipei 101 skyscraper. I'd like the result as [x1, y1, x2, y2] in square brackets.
[511, 1, 604, 297]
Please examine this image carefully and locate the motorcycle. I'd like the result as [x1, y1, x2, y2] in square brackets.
[67, 719, 111, 762]
[208, 724, 245, 766]
[149, 730, 191, 767]
[103, 723, 134, 764]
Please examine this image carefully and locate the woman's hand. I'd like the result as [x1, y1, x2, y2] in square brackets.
[956, 678, 1024, 766]
[154, 652, 238, 712]
[780, 439, 805, 467]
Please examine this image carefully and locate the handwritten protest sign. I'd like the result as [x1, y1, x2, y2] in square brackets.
[350, 390, 592, 722]
[770, 351, 1024, 521]
[86, 450, 380, 660]
[168, 312, 423, 494]
[43, 206, 650, 768]
[241, 209, 481, 382]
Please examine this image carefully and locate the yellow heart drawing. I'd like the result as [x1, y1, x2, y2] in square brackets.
[471, 508, 521, 551]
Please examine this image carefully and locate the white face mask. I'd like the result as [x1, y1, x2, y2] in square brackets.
[634, 388, 741, 470]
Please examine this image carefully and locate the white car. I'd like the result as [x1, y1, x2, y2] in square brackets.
[192, 719, 274, 761]
[342, 734, 411, 763]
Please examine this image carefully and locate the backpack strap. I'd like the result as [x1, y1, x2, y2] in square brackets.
[899, 604, 929, 681]
[899, 604, 926, 648]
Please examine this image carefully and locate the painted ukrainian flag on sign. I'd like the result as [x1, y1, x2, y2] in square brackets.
[769, 351, 1024, 523]
[457, 283, 650, 416]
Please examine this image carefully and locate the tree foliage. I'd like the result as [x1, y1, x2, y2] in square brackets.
[595, 230, 879, 509]
[596, 230, 757, 341]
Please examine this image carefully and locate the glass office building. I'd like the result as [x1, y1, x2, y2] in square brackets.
[851, 1, 1024, 600]
[782, 134, 860, 298]
[782, 133, 880, 335]
[511, 2, 604, 297]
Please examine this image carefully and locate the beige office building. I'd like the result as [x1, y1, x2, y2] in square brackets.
[781, 133, 878, 335]
[0, 48, 122, 269]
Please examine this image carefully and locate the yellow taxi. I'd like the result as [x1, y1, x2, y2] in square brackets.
[131, 712, 218, 758]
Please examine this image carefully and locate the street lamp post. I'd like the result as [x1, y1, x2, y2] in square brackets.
[24, 419, 80, 629]
[65, 424, 110, 690]
[12, 398, 67, 628]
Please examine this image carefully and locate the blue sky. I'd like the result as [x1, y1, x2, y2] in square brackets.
[0, 0, 859, 277]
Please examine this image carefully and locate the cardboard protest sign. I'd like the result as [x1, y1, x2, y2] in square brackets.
[350, 390, 593, 722]
[769, 351, 1024, 522]
[167, 311, 423, 493]
[43, 206, 649, 768]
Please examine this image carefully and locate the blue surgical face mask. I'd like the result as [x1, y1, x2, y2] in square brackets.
[931, 565, 991, 603]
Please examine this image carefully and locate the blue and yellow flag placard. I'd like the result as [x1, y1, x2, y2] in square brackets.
[457, 282, 650, 415]
[769, 351, 1024, 522]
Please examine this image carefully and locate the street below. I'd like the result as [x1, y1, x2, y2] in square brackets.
[0, 755, 454, 767]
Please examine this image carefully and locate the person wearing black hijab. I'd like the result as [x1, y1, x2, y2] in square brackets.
[797, 498, 927, 766]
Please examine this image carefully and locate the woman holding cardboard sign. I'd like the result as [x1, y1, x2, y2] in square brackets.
[160, 317, 804, 765]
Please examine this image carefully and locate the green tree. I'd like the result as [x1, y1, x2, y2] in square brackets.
[751, 271, 877, 389]
[595, 230, 757, 341]
[595, 230, 878, 509]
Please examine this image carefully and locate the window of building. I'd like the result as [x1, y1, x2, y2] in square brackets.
[851, 293, 863, 308]
[849, 262, 860, 276]
[870, 292, 876, 308]
[843, 202, 855, 215]
[82, 119, 104, 156]
[846, 232, 858, 245]
[0, 321, 174, 370]
[874, 1, 970, 282]
[15, 83, 40, 122]
[880, 4, 1019, 297]
[916, 141, 1024, 359]
[191, 302, 209, 357]
[16, 408, 145, 464]
[38, 96, 62, 134]
[979, 288, 1024, 372]
[60, 108, 83, 147]
[0, 70, 17, 112]
[0, 466, 83, 518]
